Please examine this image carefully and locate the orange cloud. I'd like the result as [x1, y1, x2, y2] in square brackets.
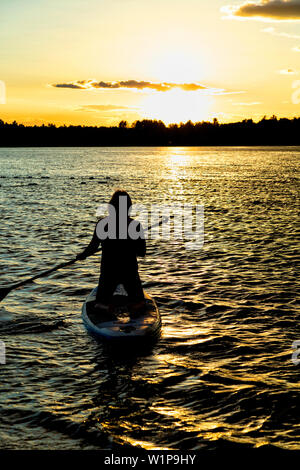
[52, 79, 209, 92]
[222, 0, 300, 21]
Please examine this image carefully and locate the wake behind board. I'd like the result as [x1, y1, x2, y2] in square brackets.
[82, 286, 161, 342]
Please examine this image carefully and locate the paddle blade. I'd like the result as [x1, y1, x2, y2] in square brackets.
[0, 287, 12, 302]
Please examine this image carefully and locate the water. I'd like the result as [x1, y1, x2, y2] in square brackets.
[0, 146, 299, 450]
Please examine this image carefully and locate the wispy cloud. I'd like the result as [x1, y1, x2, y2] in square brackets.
[222, 0, 300, 22]
[262, 26, 300, 54]
[262, 26, 300, 38]
[51, 79, 230, 94]
[76, 104, 136, 112]
[53, 79, 208, 92]
[278, 68, 299, 74]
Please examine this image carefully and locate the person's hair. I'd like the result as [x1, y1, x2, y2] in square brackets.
[109, 189, 132, 214]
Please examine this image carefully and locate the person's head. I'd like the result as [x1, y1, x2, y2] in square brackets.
[108, 189, 132, 216]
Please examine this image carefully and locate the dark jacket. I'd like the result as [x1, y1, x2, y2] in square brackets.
[80, 216, 146, 276]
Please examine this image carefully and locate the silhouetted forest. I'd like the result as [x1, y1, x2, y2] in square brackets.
[1, 116, 300, 146]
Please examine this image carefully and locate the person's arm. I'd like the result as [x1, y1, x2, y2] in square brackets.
[76, 226, 100, 260]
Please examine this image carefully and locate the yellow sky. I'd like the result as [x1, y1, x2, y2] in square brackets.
[1, 0, 300, 126]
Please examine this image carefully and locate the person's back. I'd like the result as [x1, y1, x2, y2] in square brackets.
[77, 190, 146, 310]
[100, 215, 145, 274]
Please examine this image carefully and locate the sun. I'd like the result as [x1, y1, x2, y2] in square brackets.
[140, 88, 213, 124]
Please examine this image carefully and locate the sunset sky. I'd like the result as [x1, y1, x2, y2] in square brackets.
[1, 0, 300, 126]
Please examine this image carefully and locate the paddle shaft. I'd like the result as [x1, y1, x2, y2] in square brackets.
[0, 216, 169, 300]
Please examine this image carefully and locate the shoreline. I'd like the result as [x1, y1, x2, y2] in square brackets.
[1, 144, 300, 148]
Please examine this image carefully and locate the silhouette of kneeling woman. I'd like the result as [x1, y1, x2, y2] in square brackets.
[77, 190, 146, 313]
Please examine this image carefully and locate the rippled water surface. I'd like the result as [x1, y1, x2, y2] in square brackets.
[0, 146, 299, 450]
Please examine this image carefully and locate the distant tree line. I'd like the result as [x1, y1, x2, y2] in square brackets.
[0, 116, 300, 146]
